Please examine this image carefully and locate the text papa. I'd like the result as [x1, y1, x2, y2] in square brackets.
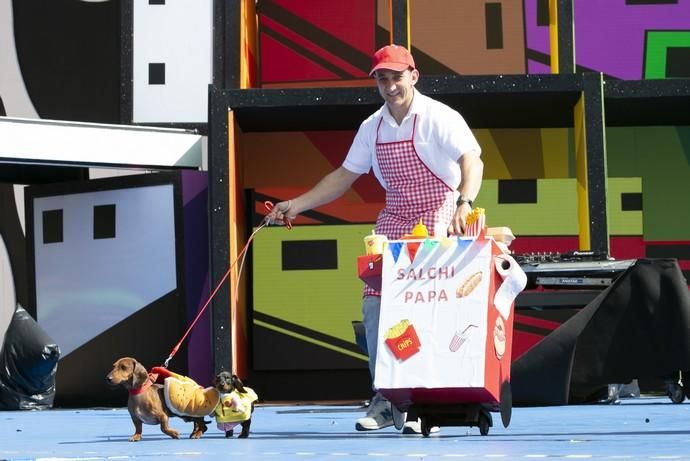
[397, 265, 455, 304]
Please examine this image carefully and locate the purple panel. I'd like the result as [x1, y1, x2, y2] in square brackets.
[528, 60, 552, 74]
[525, 0, 552, 56]
[180, 170, 212, 385]
[181, 169, 208, 206]
[575, 1, 690, 79]
[524, 0, 690, 79]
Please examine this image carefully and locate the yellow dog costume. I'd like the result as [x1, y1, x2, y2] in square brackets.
[150, 367, 220, 417]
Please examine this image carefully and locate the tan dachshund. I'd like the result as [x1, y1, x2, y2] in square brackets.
[106, 357, 208, 442]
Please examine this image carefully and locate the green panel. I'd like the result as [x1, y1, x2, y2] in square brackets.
[680, 127, 690, 165]
[607, 126, 690, 240]
[253, 224, 373, 347]
[605, 128, 642, 177]
[633, 127, 690, 240]
[477, 179, 578, 235]
[644, 31, 690, 79]
[607, 178, 642, 236]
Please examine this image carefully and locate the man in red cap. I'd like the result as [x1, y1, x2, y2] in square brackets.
[267, 44, 483, 434]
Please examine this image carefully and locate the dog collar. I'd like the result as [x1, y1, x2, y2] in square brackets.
[129, 373, 157, 395]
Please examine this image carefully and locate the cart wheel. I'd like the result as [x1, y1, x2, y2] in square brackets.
[668, 382, 685, 404]
[478, 412, 490, 436]
[391, 404, 406, 431]
[684, 373, 690, 401]
[500, 380, 512, 428]
[420, 416, 432, 438]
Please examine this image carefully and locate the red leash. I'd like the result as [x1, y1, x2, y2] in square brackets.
[162, 201, 291, 368]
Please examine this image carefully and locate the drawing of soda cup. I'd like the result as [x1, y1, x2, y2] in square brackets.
[449, 324, 477, 352]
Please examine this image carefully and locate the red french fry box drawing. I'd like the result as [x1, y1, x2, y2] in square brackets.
[385, 323, 421, 361]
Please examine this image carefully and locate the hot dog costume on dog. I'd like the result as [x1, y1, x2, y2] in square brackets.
[150, 366, 259, 431]
[150, 367, 220, 417]
[214, 387, 259, 430]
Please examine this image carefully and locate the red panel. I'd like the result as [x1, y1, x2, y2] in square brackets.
[305, 132, 385, 203]
[260, 35, 341, 82]
[514, 313, 562, 331]
[259, 0, 377, 84]
[511, 330, 547, 361]
[610, 236, 646, 260]
[260, 17, 368, 78]
[271, 0, 375, 54]
[509, 236, 580, 255]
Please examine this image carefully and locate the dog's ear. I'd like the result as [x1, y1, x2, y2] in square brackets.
[131, 360, 150, 388]
[231, 374, 247, 393]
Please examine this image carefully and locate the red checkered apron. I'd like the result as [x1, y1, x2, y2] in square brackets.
[364, 115, 456, 296]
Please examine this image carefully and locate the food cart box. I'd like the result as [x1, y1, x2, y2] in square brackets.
[357, 254, 383, 292]
[371, 236, 525, 409]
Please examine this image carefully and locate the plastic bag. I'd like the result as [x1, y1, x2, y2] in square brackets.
[0, 305, 60, 410]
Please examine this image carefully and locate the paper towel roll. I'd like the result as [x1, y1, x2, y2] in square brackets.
[493, 254, 527, 319]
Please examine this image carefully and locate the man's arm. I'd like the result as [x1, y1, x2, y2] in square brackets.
[449, 151, 484, 235]
[458, 150, 483, 204]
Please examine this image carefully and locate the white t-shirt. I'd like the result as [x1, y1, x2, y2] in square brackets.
[342, 89, 481, 191]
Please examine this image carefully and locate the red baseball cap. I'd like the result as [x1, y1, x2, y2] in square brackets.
[369, 44, 416, 76]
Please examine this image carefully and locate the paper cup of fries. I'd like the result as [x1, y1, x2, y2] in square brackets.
[384, 319, 421, 361]
[465, 207, 486, 237]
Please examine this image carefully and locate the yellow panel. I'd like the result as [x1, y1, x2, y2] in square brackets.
[574, 94, 590, 250]
[240, 0, 258, 89]
[252, 225, 374, 344]
[608, 178, 643, 235]
[474, 129, 511, 179]
[476, 179, 579, 235]
[549, 0, 558, 73]
[541, 128, 570, 178]
[228, 111, 247, 375]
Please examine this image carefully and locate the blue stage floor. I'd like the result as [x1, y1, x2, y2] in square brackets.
[1, 396, 689, 460]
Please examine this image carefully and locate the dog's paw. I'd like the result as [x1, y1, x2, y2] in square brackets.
[129, 434, 142, 442]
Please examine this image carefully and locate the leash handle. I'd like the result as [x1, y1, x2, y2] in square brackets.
[264, 200, 293, 229]
[163, 350, 177, 369]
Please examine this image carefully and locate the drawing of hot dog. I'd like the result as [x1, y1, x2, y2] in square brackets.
[456, 271, 483, 298]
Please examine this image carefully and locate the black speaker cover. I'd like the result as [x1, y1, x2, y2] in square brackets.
[512, 259, 690, 406]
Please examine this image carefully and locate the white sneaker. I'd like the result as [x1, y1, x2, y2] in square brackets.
[402, 419, 440, 435]
[355, 393, 394, 431]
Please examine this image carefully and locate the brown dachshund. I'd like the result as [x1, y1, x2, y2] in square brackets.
[106, 357, 208, 442]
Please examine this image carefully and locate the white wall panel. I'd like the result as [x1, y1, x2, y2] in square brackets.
[133, 0, 213, 123]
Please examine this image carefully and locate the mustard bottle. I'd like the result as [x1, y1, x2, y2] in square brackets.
[411, 219, 428, 238]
